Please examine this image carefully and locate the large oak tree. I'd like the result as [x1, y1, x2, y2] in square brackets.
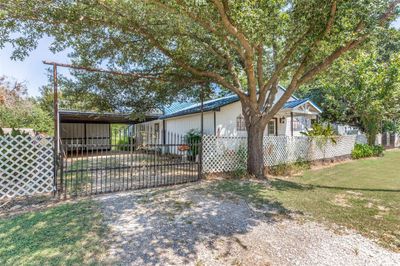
[1, 0, 399, 177]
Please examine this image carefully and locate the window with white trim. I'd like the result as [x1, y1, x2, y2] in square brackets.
[236, 114, 246, 131]
[267, 120, 275, 135]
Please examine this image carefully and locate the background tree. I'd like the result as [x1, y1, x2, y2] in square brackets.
[0, 76, 53, 133]
[300, 51, 400, 145]
[299, 29, 400, 144]
[1, 0, 399, 177]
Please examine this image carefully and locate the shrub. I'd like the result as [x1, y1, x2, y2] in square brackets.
[185, 129, 201, 160]
[372, 145, 384, 157]
[351, 143, 384, 159]
[268, 160, 311, 176]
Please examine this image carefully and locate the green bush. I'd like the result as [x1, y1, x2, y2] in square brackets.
[185, 129, 201, 160]
[372, 145, 384, 157]
[351, 143, 384, 159]
[268, 160, 311, 176]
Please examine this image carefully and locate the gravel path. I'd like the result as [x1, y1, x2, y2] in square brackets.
[97, 182, 400, 266]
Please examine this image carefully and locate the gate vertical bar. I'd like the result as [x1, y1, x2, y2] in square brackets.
[199, 87, 204, 180]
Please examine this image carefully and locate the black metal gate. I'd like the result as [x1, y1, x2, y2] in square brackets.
[58, 129, 201, 197]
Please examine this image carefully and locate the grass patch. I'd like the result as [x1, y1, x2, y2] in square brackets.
[211, 150, 400, 252]
[0, 200, 108, 265]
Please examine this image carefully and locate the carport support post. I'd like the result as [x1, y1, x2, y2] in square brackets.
[53, 63, 59, 194]
[199, 88, 204, 178]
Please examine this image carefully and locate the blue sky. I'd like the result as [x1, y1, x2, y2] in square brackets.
[0, 36, 71, 97]
[1, 19, 400, 97]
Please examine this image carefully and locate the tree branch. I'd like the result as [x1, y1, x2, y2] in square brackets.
[256, 44, 264, 90]
[148, 0, 243, 56]
[95, 1, 248, 99]
[259, 28, 311, 105]
[299, 0, 400, 85]
[265, 0, 400, 121]
[212, 0, 257, 103]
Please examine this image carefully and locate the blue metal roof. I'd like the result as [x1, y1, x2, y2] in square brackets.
[160, 94, 239, 119]
[282, 98, 309, 109]
[160, 88, 320, 119]
[163, 102, 194, 115]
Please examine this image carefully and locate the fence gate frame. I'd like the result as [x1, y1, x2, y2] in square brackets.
[58, 128, 202, 197]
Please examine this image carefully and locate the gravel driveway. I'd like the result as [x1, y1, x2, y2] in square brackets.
[97, 181, 400, 266]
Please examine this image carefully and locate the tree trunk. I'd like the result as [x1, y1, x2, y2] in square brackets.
[247, 120, 267, 178]
[362, 115, 379, 146]
[367, 132, 378, 146]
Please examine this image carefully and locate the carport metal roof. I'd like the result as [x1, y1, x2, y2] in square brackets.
[59, 110, 159, 124]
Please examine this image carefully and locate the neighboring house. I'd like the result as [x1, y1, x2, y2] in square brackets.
[133, 86, 322, 144]
[331, 123, 361, 135]
[1, 128, 35, 136]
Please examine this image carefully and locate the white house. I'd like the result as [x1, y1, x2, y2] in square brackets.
[133, 86, 322, 144]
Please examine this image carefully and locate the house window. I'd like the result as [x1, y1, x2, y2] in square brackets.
[236, 114, 246, 131]
[154, 123, 160, 134]
[267, 121, 275, 135]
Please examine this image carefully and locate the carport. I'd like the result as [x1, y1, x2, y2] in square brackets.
[59, 110, 158, 151]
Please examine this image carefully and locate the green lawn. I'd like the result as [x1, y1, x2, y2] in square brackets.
[212, 150, 400, 252]
[0, 201, 108, 265]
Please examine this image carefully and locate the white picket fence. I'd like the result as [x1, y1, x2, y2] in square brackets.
[0, 135, 54, 199]
[202, 135, 357, 173]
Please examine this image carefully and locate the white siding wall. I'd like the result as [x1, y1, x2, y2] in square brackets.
[216, 101, 288, 137]
[277, 117, 287, 136]
[133, 119, 163, 143]
[215, 101, 244, 137]
[164, 112, 214, 136]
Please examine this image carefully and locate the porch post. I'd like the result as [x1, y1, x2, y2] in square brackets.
[290, 112, 294, 137]
[162, 120, 166, 145]
[213, 111, 216, 135]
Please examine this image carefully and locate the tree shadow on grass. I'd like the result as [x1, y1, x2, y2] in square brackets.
[0, 201, 107, 265]
[270, 179, 313, 191]
[270, 178, 400, 193]
[97, 184, 293, 265]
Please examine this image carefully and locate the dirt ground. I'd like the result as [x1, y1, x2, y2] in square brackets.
[97, 181, 400, 266]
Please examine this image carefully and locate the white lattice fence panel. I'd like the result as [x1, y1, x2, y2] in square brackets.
[0, 135, 54, 199]
[355, 134, 368, 144]
[202, 135, 357, 173]
[202, 135, 247, 173]
[263, 136, 312, 166]
[308, 136, 356, 160]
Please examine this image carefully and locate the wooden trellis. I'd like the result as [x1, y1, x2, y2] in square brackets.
[0, 135, 54, 199]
